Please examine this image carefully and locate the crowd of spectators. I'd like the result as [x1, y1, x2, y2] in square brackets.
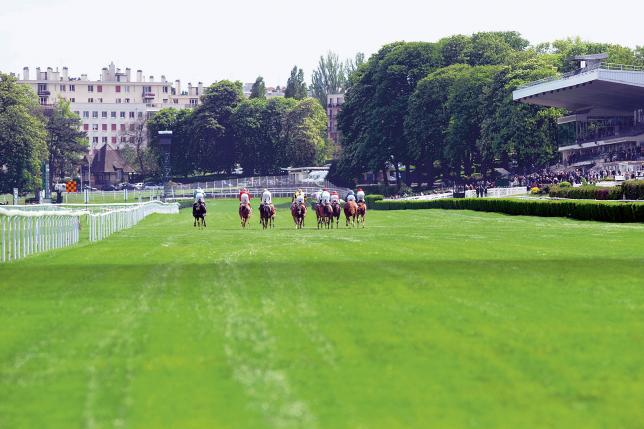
[510, 165, 643, 188]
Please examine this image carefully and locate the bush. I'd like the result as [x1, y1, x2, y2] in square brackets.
[371, 198, 644, 223]
[365, 194, 384, 205]
[549, 185, 622, 200]
[622, 180, 644, 200]
[559, 181, 572, 188]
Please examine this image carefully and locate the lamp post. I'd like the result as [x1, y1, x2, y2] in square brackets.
[159, 130, 172, 200]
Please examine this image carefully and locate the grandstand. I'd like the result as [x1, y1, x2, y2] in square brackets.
[513, 54, 644, 173]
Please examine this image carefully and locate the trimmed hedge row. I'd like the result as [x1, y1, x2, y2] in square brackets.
[549, 180, 644, 200]
[549, 185, 623, 200]
[372, 198, 644, 222]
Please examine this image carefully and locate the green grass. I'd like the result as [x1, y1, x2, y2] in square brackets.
[1, 198, 643, 428]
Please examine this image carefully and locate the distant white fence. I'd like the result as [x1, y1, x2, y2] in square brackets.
[0, 207, 86, 263]
[166, 186, 350, 201]
[88, 201, 179, 242]
[465, 187, 527, 198]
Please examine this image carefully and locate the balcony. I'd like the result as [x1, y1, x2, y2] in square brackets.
[38, 90, 51, 96]
[142, 92, 155, 99]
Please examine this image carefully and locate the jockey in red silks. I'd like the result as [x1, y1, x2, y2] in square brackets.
[330, 190, 340, 204]
[356, 187, 366, 203]
[239, 188, 251, 207]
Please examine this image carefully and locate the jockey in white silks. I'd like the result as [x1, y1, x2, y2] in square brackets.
[320, 189, 331, 205]
[261, 189, 272, 206]
[295, 192, 305, 205]
[330, 191, 340, 204]
[356, 188, 366, 203]
[194, 188, 205, 203]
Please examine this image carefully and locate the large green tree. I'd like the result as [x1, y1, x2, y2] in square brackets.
[0, 73, 48, 193]
[311, 51, 346, 108]
[284, 66, 307, 100]
[249, 76, 266, 99]
[44, 99, 88, 185]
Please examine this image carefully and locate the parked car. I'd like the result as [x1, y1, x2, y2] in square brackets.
[133, 182, 144, 190]
[82, 186, 97, 191]
[54, 183, 66, 192]
[101, 184, 117, 191]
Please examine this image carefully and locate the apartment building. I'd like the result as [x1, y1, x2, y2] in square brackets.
[18, 62, 205, 150]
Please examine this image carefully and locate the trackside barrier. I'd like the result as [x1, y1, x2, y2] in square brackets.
[0, 207, 86, 263]
[465, 187, 527, 198]
[88, 201, 179, 242]
[166, 187, 350, 201]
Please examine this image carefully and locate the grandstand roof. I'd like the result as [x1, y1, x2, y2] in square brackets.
[513, 65, 644, 116]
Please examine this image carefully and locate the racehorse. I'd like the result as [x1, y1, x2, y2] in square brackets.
[260, 203, 275, 229]
[291, 201, 307, 229]
[315, 202, 333, 229]
[343, 200, 357, 227]
[192, 200, 207, 228]
[331, 200, 342, 228]
[356, 201, 367, 227]
[239, 203, 251, 228]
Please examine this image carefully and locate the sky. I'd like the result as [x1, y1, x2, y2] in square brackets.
[1, 0, 642, 87]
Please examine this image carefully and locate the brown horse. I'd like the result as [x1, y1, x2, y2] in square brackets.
[260, 203, 275, 229]
[331, 200, 342, 228]
[315, 203, 332, 229]
[239, 203, 251, 228]
[356, 201, 367, 227]
[343, 200, 357, 227]
[291, 201, 307, 229]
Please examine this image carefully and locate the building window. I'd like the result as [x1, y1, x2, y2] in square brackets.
[88, 85, 94, 92]
[190, 98, 198, 105]
[125, 86, 130, 93]
[120, 112, 126, 118]
[116, 98, 122, 103]
[38, 97, 47, 105]
[120, 124, 126, 131]
[102, 137, 107, 144]
[92, 137, 98, 144]
[173, 99, 178, 104]
[163, 86, 169, 93]
[59, 84, 66, 91]
[92, 124, 98, 131]
[101, 111, 108, 118]
[111, 136, 117, 144]
[116, 85, 121, 93]
[38, 83, 47, 92]
[129, 111, 135, 118]
[121, 136, 127, 143]
[143, 86, 152, 93]
[111, 124, 116, 131]
[125, 98, 130, 103]
[83, 124, 89, 131]
[97, 98, 103, 103]
[88, 98, 94, 103]
[111, 111, 117, 118]
[92, 111, 98, 118]
[69, 84, 75, 92]
[137, 112, 143, 119]
[101, 124, 107, 131]
[83, 111, 89, 118]
[129, 124, 135, 131]
[97, 85, 102, 92]
[70, 97, 75, 102]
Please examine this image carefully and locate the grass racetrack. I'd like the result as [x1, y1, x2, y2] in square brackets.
[1, 198, 643, 428]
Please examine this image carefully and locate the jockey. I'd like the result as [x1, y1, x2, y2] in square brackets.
[330, 191, 339, 204]
[239, 188, 251, 207]
[194, 188, 205, 203]
[320, 188, 331, 206]
[295, 192, 305, 205]
[345, 189, 355, 201]
[261, 188, 272, 207]
[356, 187, 366, 203]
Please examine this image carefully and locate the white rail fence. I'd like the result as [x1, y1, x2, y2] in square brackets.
[465, 187, 528, 198]
[88, 201, 179, 242]
[0, 207, 86, 263]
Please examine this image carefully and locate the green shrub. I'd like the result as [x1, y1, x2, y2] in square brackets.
[372, 198, 644, 223]
[549, 185, 623, 200]
[622, 180, 644, 200]
[559, 181, 571, 188]
[365, 194, 384, 204]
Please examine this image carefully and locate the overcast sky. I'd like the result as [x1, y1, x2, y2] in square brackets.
[1, 0, 642, 87]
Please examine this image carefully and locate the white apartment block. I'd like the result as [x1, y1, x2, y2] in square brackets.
[18, 62, 205, 150]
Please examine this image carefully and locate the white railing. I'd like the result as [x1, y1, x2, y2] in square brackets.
[88, 201, 179, 242]
[166, 186, 349, 201]
[0, 207, 86, 263]
[465, 187, 527, 198]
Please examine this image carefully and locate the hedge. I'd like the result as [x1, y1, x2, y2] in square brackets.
[549, 180, 644, 200]
[372, 198, 644, 223]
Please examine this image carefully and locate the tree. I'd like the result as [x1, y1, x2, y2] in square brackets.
[344, 52, 365, 79]
[231, 98, 267, 175]
[44, 99, 88, 185]
[284, 66, 307, 99]
[0, 73, 48, 193]
[250, 76, 266, 99]
[311, 51, 346, 107]
[119, 116, 158, 177]
[147, 108, 195, 177]
[281, 98, 329, 166]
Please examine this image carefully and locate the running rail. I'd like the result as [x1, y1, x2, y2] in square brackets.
[88, 201, 179, 242]
[0, 207, 87, 263]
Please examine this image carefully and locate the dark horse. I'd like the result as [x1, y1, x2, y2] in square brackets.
[331, 200, 342, 228]
[192, 200, 207, 228]
[315, 203, 333, 229]
[239, 203, 251, 228]
[260, 203, 275, 229]
[291, 201, 307, 229]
